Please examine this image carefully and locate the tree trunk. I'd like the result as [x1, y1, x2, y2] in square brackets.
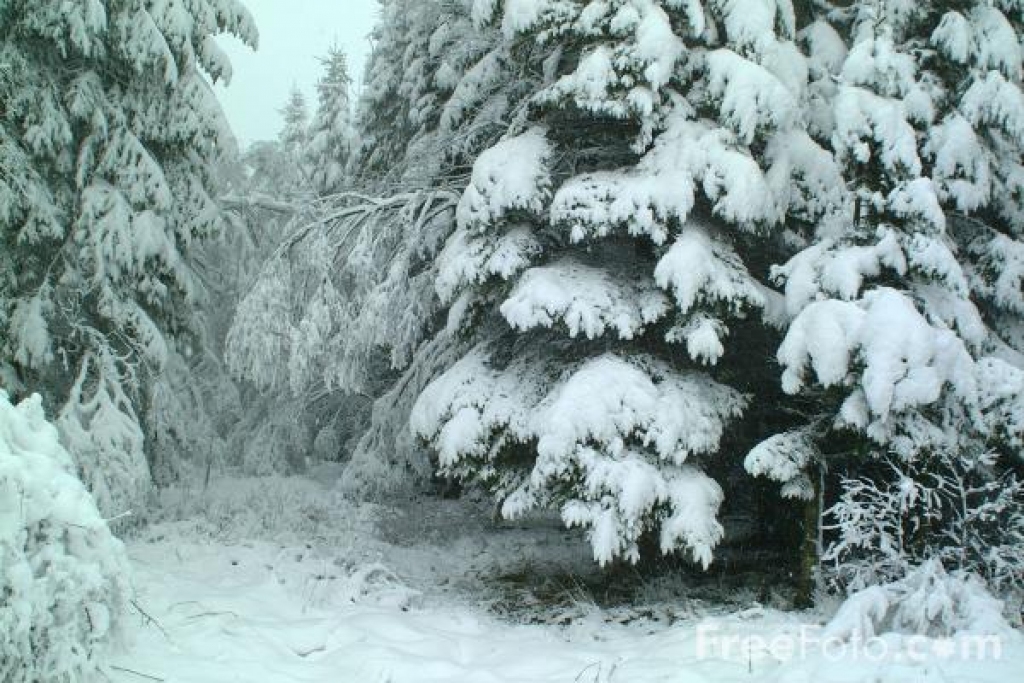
[795, 470, 821, 608]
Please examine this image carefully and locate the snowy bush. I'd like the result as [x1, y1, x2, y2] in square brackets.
[824, 559, 1016, 640]
[0, 391, 131, 683]
[823, 449, 1024, 597]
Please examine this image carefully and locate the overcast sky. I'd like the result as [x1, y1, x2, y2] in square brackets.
[215, 0, 380, 146]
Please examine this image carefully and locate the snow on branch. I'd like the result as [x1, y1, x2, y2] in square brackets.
[500, 259, 670, 339]
[778, 288, 977, 439]
[833, 86, 922, 177]
[824, 560, 1018, 641]
[712, 0, 797, 47]
[707, 48, 799, 144]
[773, 230, 908, 316]
[744, 429, 820, 501]
[436, 224, 543, 304]
[456, 127, 552, 232]
[654, 224, 764, 315]
[411, 348, 746, 566]
[550, 113, 783, 244]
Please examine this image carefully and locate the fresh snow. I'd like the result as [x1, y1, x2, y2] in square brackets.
[411, 351, 746, 564]
[654, 225, 764, 317]
[500, 259, 670, 340]
[107, 472, 1024, 683]
[779, 288, 976, 427]
[456, 128, 552, 232]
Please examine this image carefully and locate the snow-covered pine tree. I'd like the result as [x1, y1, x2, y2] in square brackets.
[350, 0, 527, 187]
[307, 47, 354, 196]
[278, 86, 311, 193]
[346, 0, 419, 183]
[281, 86, 310, 151]
[410, 0, 840, 567]
[746, 0, 1024, 594]
[0, 0, 256, 516]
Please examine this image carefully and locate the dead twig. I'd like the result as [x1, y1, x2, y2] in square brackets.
[131, 600, 170, 641]
[184, 610, 240, 621]
[110, 665, 165, 682]
[574, 662, 600, 683]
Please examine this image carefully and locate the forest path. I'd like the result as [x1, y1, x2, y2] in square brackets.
[110, 539, 766, 683]
[108, 473, 1024, 683]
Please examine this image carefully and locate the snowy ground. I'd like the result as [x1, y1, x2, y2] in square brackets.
[109, 468, 1024, 683]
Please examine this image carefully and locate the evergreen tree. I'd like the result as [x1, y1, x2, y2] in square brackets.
[0, 0, 257, 515]
[350, 0, 527, 186]
[410, 0, 834, 566]
[281, 86, 310, 150]
[746, 0, 1024, 593]
[278, 86, 311, 193]
[307, 47, 354, 196]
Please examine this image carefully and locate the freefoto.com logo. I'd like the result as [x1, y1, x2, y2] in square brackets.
[695, 621, 1004, 663]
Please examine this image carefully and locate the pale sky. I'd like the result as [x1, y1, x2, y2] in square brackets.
[215, 0, 380, 146]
